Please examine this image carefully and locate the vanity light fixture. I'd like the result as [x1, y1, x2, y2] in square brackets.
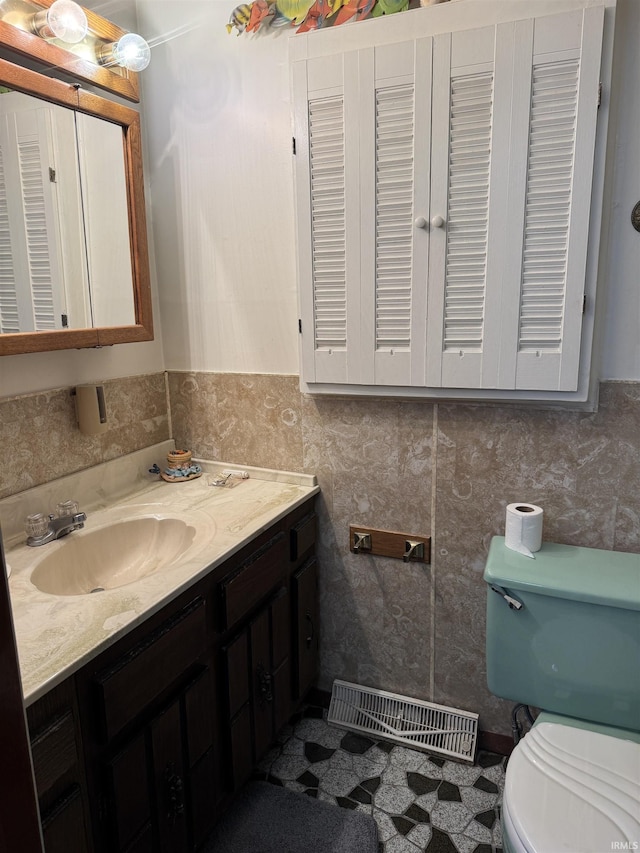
[98, 32, 151, 72]
[30, 0, 88, 44]
[0, 0, 149, 101]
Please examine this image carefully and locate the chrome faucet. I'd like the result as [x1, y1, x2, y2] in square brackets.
[26, 505, 87, 547]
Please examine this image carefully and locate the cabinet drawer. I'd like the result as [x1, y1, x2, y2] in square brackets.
[94, 597, 206, 741]
[290, 513, 316, 563]
[220, 532, 286, 630]
[30, 710, 78, 799]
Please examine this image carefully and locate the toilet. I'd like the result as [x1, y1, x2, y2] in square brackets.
[484, 537, 640, 853]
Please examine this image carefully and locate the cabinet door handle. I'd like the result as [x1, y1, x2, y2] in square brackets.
[257, 662, 273, 702]
[431, 215, 445, 229]
[305, 610, 315, 649]
[165, 762, 185, 823]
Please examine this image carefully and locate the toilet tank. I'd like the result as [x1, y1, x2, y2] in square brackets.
[484, 537, 640, 732]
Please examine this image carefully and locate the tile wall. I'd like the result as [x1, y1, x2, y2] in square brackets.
[168, 373, 640, 735]
[0, 373, 169, 500]
[3, 371, 638, 734]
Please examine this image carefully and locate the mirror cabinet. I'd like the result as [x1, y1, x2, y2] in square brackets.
[0, 1, 152, 356]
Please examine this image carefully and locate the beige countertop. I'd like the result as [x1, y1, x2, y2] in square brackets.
[3, 446, 318, 706]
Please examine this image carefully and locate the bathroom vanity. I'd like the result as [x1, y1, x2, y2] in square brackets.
[3, 451, 319, 852]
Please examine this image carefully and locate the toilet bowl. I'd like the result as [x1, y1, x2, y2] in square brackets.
[501, 717, 640, 853]
[483, 538, 640, 853]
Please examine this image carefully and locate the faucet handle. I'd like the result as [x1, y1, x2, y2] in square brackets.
[26, 513, 49, 539]
[56, 499, 79, 517]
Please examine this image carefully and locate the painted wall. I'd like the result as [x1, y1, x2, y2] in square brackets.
[137, 0, 299, 374]
[138, 0, 640, 381]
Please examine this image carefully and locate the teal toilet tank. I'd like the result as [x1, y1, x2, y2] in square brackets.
[484, 537, 640, 732]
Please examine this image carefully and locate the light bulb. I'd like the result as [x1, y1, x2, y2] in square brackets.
[101, 33, 151, 72]
[31, 0, 88, 44]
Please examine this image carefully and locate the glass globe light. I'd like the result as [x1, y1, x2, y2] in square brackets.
[109, 33, 151, 72]
[32, 0, 88, 44]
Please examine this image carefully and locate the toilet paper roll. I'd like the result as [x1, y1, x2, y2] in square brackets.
[505, 503, 543, 559]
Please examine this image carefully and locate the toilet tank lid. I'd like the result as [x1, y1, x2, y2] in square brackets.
[484, 537, 640, 611]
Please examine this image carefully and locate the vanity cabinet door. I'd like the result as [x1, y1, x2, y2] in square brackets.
[150, 700, 189, 853]
[250, 607, 273, 762]
[293, 557, 319, 701]
[41, 786, 89, 853]
[183, 668, 217, 847]
[105, 732, 151, 852]
[250, 587, 292, 764]
[102, 682, 214, 853]
[221, 586, 293, 790]
[222, 630, 253, 791]
[270, 587, 292, 735]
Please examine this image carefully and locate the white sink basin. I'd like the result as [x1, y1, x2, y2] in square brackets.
[30, 515, 198, 596]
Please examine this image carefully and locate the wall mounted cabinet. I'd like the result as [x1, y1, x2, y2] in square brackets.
[292, 1, 614, 403]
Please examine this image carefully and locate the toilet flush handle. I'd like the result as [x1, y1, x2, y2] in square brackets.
[490, 584, 524, 611]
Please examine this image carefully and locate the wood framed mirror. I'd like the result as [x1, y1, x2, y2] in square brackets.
[0, 51, 152, 356]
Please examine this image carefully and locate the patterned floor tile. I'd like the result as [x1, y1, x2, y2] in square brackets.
[260, 706, 506, 853]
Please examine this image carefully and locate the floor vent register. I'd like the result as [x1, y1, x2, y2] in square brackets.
[328, 680, 479, 764]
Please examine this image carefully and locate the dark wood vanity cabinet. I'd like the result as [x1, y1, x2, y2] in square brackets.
[100, 667, 216, 853]
[75, 596, 217, 853]
[217, 504, 320, 793]
[221, 584, 292, 791]
[27, 496, 318, 853]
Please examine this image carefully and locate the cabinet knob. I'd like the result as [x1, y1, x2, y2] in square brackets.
[414, 216, 428, 229]
[431, 215, 445, 229]
[164, 762, 185, 823]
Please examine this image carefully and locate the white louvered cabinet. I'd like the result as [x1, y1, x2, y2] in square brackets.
[292, 2, 611, 401]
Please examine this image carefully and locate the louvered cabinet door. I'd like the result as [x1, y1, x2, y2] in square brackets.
[359, 39, 431, 387]
[499, 7, 605, 392]
[293, 52, 362, 384]
[426, 23, 515, 389]
[426, 9, 604, 392]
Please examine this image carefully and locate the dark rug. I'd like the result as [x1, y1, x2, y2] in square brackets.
[202, 781, 379, 853]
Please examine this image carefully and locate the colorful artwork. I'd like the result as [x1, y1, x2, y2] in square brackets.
[226, 0, 430, 36]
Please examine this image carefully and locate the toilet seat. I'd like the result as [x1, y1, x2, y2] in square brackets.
[503, 721, 640, 853]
